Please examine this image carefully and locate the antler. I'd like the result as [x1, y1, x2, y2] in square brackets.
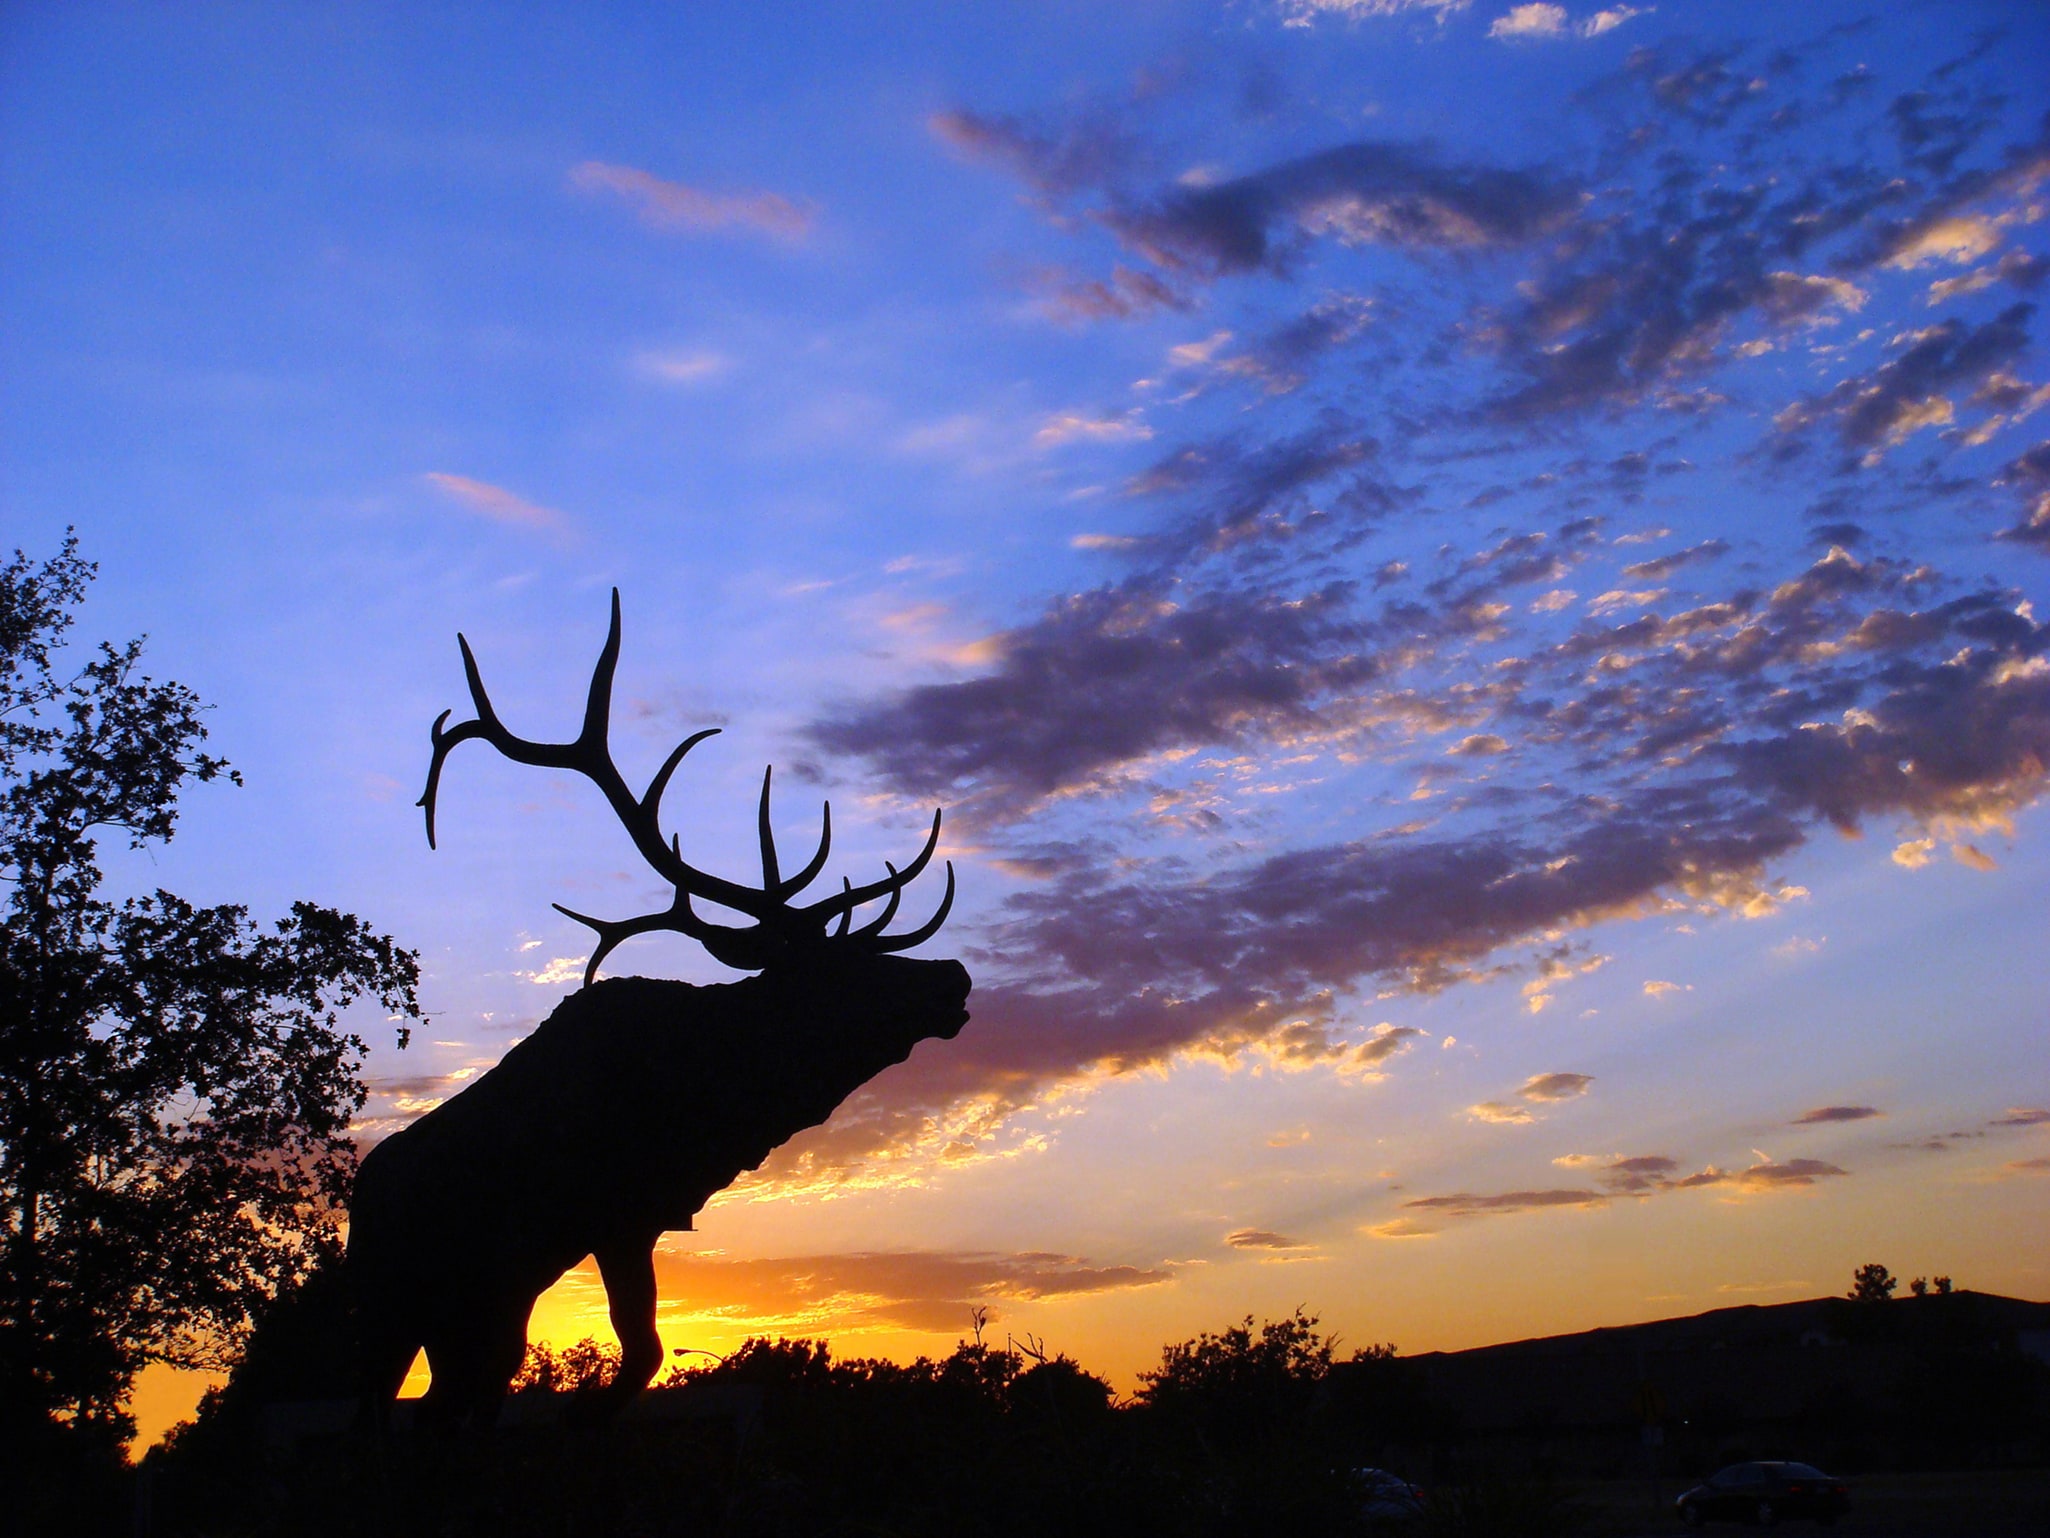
[419, 590, 954, 983]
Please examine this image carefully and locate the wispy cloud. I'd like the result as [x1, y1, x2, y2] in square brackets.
[1404, 1186, 1605, 1216]
[1225, 1228, 1307, 1250]
[1277, 0, 1471, 24]
[569, 160, 814, 242]
[422, 472, 569, 532]
[1735, 1157, 1848, 1191]
[1036, 410, 1154, 448]
[1992, 1107, 2050, 1127]
[634, 348, 730, 384]
[1793, 1105, 1881, 1125]
[1520, 1071, 1594, 1102]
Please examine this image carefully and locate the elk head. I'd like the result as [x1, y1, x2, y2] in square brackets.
[418, 590, 956, 981]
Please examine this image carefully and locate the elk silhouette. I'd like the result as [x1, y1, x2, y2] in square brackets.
[349, 593, 970, 1428]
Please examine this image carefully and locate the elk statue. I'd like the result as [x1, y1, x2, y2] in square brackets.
[348, 592, 970, 1428]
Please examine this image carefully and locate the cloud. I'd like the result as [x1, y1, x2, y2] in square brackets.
[1225, 1228, 1306, 1250]
[1351, 1022, 1427, 1068]
[521, 956, 589, 987]
[797, 545, 2048, 1166]
[644, 1248, 1170, 1338]
[1036, 411, 1154, 448]
[1026, 264, 1192, 322]
[1376, 1144, 1812, 1232]
[1995, 441, 2050, 550]
[1103, 142, 1576, 279]
[1734, 1157, 1848, 1190]
[1621, 540, 1729, 582]
[635, 349, 729, 384]
[1642, 980, 1688, 997]
[2004, 1156, 2050, 1176]
[422, 472, 568, 532]
[568, 160, 813, 242]
[1449, 733, 1510, 756]
[779, 34, 2050, 1184]
[1578, 6, 1646, 36]
[1403, 1187, 1605, 1216]
[1776, 303, 2036, 455]
[1991, 1107, 2050, 1127]
[1177, 297, 1380, 394]
[1487, 5, 1646, 41]
[1519, 1071, 1594, 1101]
[811, 579, 1375, 818]
[1793, 1105, 1881, 1124]
[1598, 1155, 1671, 1191]
[1364, 1216, 1437, 1240]
[1488, 4, 1569, 39]
[1277, 1, 1473, 24]
[927, 108, 1136, 202]
[1468, 1100, 1535, 1124]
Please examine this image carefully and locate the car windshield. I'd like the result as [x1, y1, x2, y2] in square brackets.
[1779, 1463, 1826, 1480]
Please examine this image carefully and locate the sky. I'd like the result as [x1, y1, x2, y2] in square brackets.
[2, 0, 2047, 1444]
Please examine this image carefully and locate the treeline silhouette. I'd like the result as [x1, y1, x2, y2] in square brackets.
[111, 1268, 2050, 1538]
[131, 1305, 1495, 1538]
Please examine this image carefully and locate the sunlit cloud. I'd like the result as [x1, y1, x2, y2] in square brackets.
[1224, 1228, 1306, 1250]
[1733, 1157, 1849, 1191]
[1035, 410, 1153, 448]
[521, 956, 590, 987]
[1467, 1100, 1534, 1124]
[1519, 1071, 1593, 1102]
[1487, 5, 1646, 43]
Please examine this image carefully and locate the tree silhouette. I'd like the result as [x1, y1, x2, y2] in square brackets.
[0, 536, 420, 1447]
[1848, 1262, 1898, 1304]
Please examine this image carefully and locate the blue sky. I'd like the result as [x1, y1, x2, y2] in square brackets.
[4, 0, 2047, 1436]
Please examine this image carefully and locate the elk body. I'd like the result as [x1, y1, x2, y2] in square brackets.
[349, 594, 969, 1427]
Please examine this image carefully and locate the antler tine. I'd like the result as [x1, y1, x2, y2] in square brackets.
[866, 861, 955, 954]
[581, 588, 624, 746]
[851, 862, 904, 937]
[553, 896, 710, 988]
[757, 767, 781, 892]
[419, 709, 486, 848]
[803, 807, 943, 923]
[832, 878, 852, 938]
[420, 591, 774, 922]
[780, 802, 832, 900]
[640, 728, 722, 820]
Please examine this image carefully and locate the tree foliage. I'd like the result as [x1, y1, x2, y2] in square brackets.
[0, 536, 421, 1444]
[1849, 1262, 1899, 1304]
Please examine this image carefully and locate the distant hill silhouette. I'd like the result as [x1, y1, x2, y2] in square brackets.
[1343, 1289, 2050, 1478]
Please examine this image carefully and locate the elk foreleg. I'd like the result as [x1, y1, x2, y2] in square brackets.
[572, 1231, 664, 1424]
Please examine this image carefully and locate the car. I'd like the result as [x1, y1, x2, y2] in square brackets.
[1351, 1467, 1426, 1523]
[1675, 1461, 1850, 1527]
